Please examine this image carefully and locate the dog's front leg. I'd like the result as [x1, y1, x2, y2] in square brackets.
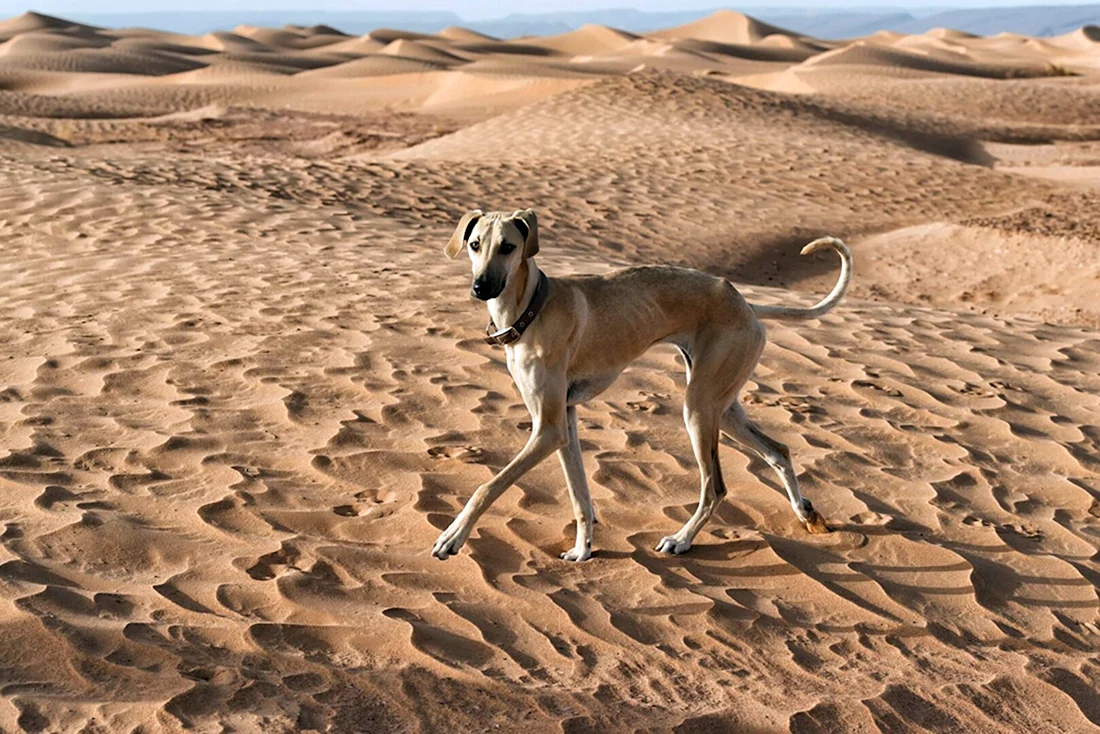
[432, 362, 567, 560]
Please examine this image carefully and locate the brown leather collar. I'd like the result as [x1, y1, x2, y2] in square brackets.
[485, 271, 550, 346]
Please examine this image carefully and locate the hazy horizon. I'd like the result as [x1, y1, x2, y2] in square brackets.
[6, 0, 1100, 19]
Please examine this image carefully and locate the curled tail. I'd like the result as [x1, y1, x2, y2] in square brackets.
[751, 236, 852, 321]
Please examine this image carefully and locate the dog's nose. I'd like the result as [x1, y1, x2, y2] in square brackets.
[472, 277, 495, 300]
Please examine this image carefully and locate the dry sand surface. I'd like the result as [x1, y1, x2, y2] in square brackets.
[0, 9, 1099, 733]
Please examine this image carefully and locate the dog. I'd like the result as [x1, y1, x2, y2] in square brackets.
[432, 208, 851, 562]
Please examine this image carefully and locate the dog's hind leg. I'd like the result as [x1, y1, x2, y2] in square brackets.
[557, 406, 595, 561]
[721, 403, 829, 534]
[656, 382, 726, 555]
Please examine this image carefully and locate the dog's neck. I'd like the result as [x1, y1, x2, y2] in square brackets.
[487, 257, 540, 334]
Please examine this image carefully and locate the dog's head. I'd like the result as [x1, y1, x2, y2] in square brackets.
[444, 209, 539, 301]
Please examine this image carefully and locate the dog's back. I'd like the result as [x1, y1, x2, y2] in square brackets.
[548, 266, 758, 370]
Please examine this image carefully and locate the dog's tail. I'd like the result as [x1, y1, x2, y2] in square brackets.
[751, 236, 852, 321]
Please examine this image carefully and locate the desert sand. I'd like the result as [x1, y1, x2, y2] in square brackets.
[0, 9, 1098, 733]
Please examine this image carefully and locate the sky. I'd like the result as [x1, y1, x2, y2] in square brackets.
[4, 0, 1100, 17]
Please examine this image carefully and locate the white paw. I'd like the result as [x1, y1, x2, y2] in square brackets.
[431, 521, 468, 560]
[655, 535, 692, 555]
[560, 546, 592, 562]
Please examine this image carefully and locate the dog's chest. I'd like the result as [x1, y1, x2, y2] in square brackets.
[505, 349, 620, 407]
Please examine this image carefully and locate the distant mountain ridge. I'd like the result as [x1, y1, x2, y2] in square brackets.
[765, 5, 1100, 38]
[880, 5, 1100, 37]
[62, 5, 1100, 39]
[62, 11, 464, 36]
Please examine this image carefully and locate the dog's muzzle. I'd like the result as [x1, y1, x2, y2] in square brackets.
[472, 275, 504, 301]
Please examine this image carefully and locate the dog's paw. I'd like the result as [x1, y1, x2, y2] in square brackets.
[655, 535, 691, 555]
[431, 522, 468, 560]
[802, 510, 830, 535]
[560, 546, 592, 562]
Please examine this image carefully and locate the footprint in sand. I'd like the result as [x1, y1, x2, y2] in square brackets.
[427, 445, 486, 463]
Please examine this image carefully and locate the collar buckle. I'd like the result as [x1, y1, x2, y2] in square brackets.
[485, 326, 521, 346]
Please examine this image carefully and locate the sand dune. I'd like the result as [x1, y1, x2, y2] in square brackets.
[0, 30, 113, 55]
[654, 9, 801, 45]
[437, 26, 499, 43]
[377, 39, 468, 65]
[925, 27, 981, 40]
[0, 47, 208, 76]
[672, 37, 821, 64]
[368, 27, 438, 44]
[527, 24, 640, 56]
[312, 34, 386, 57]
[198, 31, 272, 54]
[0, 11, 98, 39]
[0, 8, 1098, 734]
[798, 41, 1043, 79]
[447, 39, 559, 57]
[233, 25, 349, 51]
[299, 55, 452, 78]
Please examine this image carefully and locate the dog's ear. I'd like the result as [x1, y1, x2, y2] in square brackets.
[444, 209, 482, 259]
[510, 209, 539, 259]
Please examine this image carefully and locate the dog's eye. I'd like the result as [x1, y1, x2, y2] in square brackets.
[499, 243, 516, 255]
[469, 241, 479, 252]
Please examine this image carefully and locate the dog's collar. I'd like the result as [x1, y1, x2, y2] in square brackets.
[485, 271, 550, 346]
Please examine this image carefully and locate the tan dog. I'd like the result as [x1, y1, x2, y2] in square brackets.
[432, 209, 851, 561]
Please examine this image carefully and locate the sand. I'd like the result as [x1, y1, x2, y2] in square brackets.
[0, 9, 1098, 734]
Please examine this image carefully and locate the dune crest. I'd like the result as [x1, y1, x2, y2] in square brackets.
[529, 24, 640, 56]
[0, 10, 98, 38]
[654, 9, 800, 45]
